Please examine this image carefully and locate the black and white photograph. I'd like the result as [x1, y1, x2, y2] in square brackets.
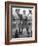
[11, 7, 32, 38]
[5, 2, 37, 44]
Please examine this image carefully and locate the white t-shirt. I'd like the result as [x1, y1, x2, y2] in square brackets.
[27, 14, 32, 20]
[22, 14, 26, 19]
[13, 12, 19, 19]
